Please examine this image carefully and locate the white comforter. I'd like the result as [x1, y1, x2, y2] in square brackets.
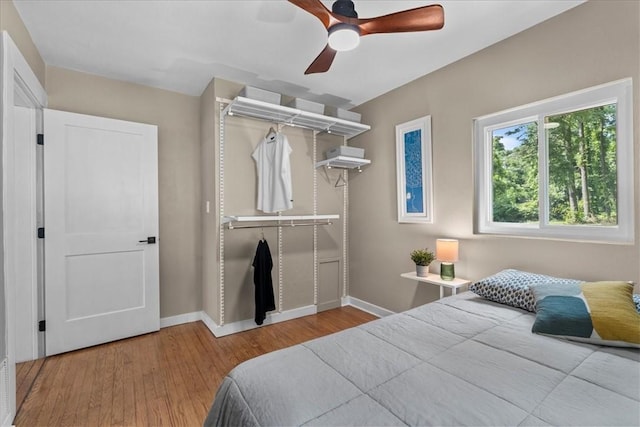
[205, 292, 640, 426]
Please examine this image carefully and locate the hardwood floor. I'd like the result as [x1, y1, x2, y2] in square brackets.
[14, 307, 376, 426]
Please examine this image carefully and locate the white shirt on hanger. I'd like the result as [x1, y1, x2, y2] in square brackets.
[252, 132, 293, 213]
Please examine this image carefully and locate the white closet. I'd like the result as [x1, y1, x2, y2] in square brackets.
[216, 95, 370, 333]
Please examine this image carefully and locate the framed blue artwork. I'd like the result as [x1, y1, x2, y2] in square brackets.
[395, 116, 433, 223]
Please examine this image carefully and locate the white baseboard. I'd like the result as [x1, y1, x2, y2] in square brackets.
[167, 306, 318, 338]
[160, 298, 393, 337]
[160, 311, 202, 328]
[0, 358, 10, 427]
[341, 296, 395, 318]
[199, 311, 218, 334]
[207, 305, 317, 337]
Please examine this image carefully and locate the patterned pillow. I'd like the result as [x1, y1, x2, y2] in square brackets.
[635, 294, 640, 312]
[469, 269, 581, 312]
[531, 281, 640, 348]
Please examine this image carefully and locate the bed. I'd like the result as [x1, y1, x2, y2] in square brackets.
[204, 291, 640, 426]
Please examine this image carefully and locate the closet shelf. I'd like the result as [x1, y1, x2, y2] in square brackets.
[224, 97, 370, 139]
[315, 156, 371, 170]
[223, 214, 339, 224]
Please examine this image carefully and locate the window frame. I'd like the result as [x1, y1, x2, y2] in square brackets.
[473, 78, 634, 243]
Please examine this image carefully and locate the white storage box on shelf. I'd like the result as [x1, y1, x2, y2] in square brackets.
[325, 106, 361, 123]
[285, 98, 325, 115]
[325, 145, 365, 159]
[238, 86, 281, 105]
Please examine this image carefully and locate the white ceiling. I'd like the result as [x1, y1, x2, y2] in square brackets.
[14, 0, 583, 108]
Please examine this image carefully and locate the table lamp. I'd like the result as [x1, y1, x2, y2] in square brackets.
[436, 239, 459, 280]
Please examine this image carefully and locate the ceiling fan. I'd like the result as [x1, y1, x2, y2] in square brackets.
[289, 0, 445, 74]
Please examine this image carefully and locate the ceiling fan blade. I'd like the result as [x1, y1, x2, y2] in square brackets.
[357, 4, 444, 36]
[288, 0, 336, 29]
[305, 44, 337, 74]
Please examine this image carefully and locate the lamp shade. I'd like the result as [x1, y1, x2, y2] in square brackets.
[436, 239, 459, 262]
[328, 23, 360, 51]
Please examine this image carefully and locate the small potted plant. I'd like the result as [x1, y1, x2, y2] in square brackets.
[410, 248, 435, 277]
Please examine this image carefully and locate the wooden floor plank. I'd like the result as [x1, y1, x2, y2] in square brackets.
[59, 350, 90, 426]
[131, 340, 150, 427]
[120, 340, 137, 426]
[86, 343, 108, 426]
[15, 358, 45, 414]
[110, 344, 126, 426]
[35, 357, 68, 426]
[17, 367, 45, 422]
[72, 348, 100, 426]
[14, 307, 376, 426]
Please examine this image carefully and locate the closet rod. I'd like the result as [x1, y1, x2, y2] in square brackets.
[227, 221, 333, 230]
[223, 214, 339, 224]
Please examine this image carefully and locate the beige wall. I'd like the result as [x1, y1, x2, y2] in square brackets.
[349, 0, 640, 313]
[0, 0, 45, 85]
[202, 78, 347, 325]
[45, 66, 202, 318]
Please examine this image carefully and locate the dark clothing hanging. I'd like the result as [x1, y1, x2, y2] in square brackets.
[252, 239, 276, 325]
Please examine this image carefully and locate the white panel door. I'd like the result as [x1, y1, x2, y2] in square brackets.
[44, 109, 159, 356]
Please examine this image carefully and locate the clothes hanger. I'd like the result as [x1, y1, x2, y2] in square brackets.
[265, 126, 277, 141]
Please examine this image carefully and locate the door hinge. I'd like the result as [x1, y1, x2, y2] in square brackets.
[38, 320, 46, 332]
[37, 134, 44, 145]
[37, 227, 45, 238]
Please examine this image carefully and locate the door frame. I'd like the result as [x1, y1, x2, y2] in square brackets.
[12, 105, 39, 363]
[1, 31, 47, 425]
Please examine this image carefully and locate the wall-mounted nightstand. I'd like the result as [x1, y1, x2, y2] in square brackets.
[400, 272, 471, 299]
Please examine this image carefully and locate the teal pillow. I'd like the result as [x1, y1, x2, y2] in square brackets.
[532, 282, 640, 348]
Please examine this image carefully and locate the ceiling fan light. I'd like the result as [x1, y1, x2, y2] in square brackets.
[328, 23, 360, 51]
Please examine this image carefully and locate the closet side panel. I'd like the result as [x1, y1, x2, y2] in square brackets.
[201, 78, 219, 323]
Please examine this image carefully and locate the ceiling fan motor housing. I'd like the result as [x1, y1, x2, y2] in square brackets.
[332, 0, 358, 18]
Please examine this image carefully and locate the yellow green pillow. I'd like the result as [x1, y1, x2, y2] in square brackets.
[532, 281, 640, 348]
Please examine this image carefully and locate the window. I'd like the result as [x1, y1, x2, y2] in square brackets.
[474, 79, 633, 243]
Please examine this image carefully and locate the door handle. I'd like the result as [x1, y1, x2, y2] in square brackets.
[138, 236, 156, 244]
